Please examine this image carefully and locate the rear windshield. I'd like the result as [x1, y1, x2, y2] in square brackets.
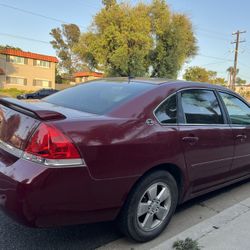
[44, 81, 154, 115]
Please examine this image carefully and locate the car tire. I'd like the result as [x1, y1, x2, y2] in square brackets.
[118, 170, 178, 242]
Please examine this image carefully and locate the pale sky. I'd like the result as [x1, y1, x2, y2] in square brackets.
[0, 0, 249, 82]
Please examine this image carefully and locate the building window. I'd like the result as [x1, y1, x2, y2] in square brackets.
[33, 79, 51, 87]
[33, 60, 50, 68]
[7, 55, 27, 65]
[6, 76, 27, 85]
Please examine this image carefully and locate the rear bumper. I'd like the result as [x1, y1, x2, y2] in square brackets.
[0, 157, 137, 227]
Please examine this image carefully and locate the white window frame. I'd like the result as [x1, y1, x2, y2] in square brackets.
[34, 60, 50, 68]
[33, 78, 51, 87]
[6, 76, 27, 85]
[9, 56, 25, 65]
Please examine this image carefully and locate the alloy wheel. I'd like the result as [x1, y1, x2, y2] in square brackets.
[137, 182, 171, 231]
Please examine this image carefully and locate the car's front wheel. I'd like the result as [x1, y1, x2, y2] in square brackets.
[118, 170, 178, 242]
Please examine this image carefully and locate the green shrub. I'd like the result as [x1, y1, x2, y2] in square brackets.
[173, 238, 201, 250]
[0, 88, 30, 98]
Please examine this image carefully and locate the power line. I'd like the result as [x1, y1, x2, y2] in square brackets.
[198, 53, 233, 62]
[238, 60, 249, 68]
[197, 27, 230, 37]
[0, 2, 88, 29]
[0, 32, 236, 62]
[199, 61, 231, 67]
[238, 74, 250, 80]
[0, 32, 50, 44]
[196, 32, 230, 42]
[0, 2, 240, 40]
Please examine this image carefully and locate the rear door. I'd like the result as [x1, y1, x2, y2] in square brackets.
[218, 91, 250, 178]
[178, 89, 234, 194]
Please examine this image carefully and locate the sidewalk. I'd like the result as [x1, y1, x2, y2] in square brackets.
[153, 197, 250, 250]
[100, 182, 250, 250]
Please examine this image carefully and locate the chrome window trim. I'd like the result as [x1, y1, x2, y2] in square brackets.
[0, 139, 86, 168]
[153, 92, 178, 126]
[153, 87, 228, 127]
[178, 123, 230, 127]
[218, 91, 250, 126]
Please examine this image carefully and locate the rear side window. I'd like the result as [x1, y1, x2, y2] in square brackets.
[44, 81, 154, 115]
[155, 94, 177, 124]
[181, 89, 223, 124]
[219, 92, 250, 125]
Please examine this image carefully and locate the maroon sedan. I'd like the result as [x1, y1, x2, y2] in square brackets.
[0, 78, 250, 242]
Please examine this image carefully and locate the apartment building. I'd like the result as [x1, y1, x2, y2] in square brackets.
[74, 71, 104, 84]
[0, 49, 58, 90]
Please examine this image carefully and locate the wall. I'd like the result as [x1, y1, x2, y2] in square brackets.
[75, 76, 102, 83]
[0, 54, 56, 90]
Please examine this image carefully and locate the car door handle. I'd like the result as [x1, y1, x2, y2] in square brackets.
[182, 136, 199, 145]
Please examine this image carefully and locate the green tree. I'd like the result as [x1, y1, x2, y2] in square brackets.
[150, 1, 197, 78]
[213, 77, 227, 85]
[55, 66, 63, 84]
[183, 66, 217, 83]
[102, 0, 117, 9]
[236, 77, 246, 85]
[0, 45, 22, 50]
[227, 66, 239, 86]
[183, 66, 226, 85]
[75, 0, 197, 77]
[50, 24, 81, 76]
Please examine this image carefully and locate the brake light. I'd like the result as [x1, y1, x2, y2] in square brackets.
[23, 123, 83, 167]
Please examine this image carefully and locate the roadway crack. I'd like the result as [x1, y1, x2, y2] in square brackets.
[198, 202, 220, 213]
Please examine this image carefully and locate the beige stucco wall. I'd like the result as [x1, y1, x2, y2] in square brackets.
[0, 54, 56, 91]
[75, 76, 102, 83]
[0, 54, 6, 88]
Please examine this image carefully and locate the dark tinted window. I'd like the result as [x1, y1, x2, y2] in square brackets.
[40, 90, 47, 94]
[155, 94, 177, 124]
[219, 92, 250, 125]
[181, 89, 223, 124]
[44, 81, 154, 114]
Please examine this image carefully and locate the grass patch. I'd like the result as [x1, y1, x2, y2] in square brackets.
[173, 238, 201, 250]
[0, 88, 30, 98]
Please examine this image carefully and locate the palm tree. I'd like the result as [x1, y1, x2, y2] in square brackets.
[227, 67, 239, 88]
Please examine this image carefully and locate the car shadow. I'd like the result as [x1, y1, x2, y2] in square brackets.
[0, 179, 249, 250]
[176, 178, 250, 213]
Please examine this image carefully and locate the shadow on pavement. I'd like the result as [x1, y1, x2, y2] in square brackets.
[0, 179, 249, 250]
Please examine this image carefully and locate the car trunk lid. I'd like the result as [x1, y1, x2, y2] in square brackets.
[0, 98, 71, 151]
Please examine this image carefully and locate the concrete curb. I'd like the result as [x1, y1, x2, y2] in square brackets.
[152, 197, 250, 250]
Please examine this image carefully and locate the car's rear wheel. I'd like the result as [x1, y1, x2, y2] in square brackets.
[118, 170, 178, 242]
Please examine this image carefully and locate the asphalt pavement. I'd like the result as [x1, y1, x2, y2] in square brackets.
[0, 179, 249, 250]
[0, 212, 121, 250]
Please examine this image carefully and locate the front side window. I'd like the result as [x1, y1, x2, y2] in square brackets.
[181, 89, 223, 124]
[155, 94, 177, 124]
[219, 92, 250, 125]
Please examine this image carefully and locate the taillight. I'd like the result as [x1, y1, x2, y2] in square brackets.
[23, 123, 84, 167]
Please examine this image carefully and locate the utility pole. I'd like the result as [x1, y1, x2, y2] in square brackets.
[231, 30, 246, 90]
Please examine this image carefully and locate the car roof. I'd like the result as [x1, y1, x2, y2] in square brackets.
[97, 77, 230, 92]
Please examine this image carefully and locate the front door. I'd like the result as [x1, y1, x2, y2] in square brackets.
[178, 89, 234, 194]
[218, 91, 250, 178]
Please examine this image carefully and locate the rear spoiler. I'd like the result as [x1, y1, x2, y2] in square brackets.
[0, 97, 66, 121]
